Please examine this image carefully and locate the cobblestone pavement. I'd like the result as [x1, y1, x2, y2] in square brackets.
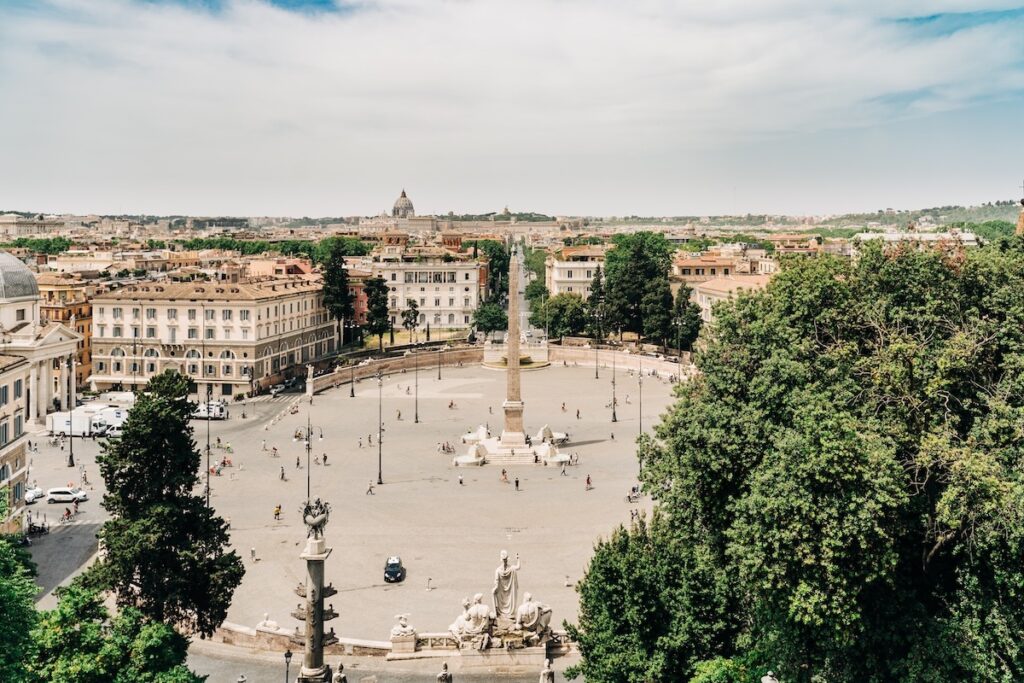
[27, 363, 675, 656]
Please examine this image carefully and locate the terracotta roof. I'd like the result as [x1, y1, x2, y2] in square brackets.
[694, 275, 772, 295]
[92, 276, 322, 303]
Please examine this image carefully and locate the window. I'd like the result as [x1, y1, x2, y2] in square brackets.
[132, 308, 141, 319]
[13, 379, 22, 399]
[434, 298, 440, 306]
[188, 309, 197, 321]
[222, 309, 232, 321]
[97, 361, 106, 371]
[14, 414, 22, 438]
[15, 308, 25, 321]
[188, 328, 198, 339]
[168, 308, 178, 320]
[188, 363, 198, 374]
[205, 329, 215, 340]
[146, 327, 156, 338]
[0, 386, 7, 406]
[391, 273, 396, 281]
[223, 329, 231, 340]
[464, 297, 470, 306]
[169, 329, 177, 343]
[222, 365, 232, 375]
[449, 298, 454, 306]
[240, 310, 250, 321]
[0, 421, 7, 447]
[205, 309, 215, 321]
[206, 364, 216, 375]
[113, 326, 123, 337]
[567, 270, 573, 278]
[146, 362, 156, 372]
[146, 308, 156, 319]
[113, 361, 122, 372]
[113, 307, 123, 319]
[242, 329, 249, 340]
[132, 327, 140, 338]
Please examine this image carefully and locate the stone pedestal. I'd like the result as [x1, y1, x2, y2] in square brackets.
[297, 536, 333, 683]
[390, 634, 417, 654]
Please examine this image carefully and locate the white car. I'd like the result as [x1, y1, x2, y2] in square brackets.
[46, 487, 88, 504]
[24, 486, 44, 504]
[269, 384, 286, 397]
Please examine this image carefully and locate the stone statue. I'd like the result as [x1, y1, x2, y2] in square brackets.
[492, 550, 521, 619]
[390, 613, 416, 638]
[515, 592, 552, 640]
[332, 663, 348, 683]
[437, 661, 453, 682]
[539, 658, 554, 683]
[302, 498, 330, 538]
[761, 672, 779, 683]
[448, 597, 471, 639]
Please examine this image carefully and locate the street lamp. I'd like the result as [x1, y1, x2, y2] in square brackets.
[377, 370, 384, 485]
[611, 345, 617, 423]
[638, 356, 644, 473]
[594, 311, 602, 380]
[437, 345, 442, 381]
[414, 344, 419, 424]
[66, 356, 75, 468]
[293, 416, 324, 501]
[284, 648, 292, 683]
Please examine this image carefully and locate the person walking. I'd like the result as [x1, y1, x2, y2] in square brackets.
[280, 466, 285, 481]
[501, 468, 508, 483]
[295, 455, 301, 469]
[366, 481, 375, 495]
[323, 453, 328, 466]
[358, 437, 363, 448]
[261, 439, 267, 451]
[514, 477, 520, 491]
[585, 474, 593, 491]
[576, 409, 580, 419]
[560, 462, 567, 476]
[272, 446, 278, 457]
[250, 547, 256, 562]
[458, 474, 464, 486]
[273, 504, 281, 520]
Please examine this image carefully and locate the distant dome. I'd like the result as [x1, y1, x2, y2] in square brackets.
[392, 189, 415, 218]
[0, 252, 39, 300]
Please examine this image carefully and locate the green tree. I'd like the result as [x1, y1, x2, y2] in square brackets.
[363, 276, 391, 351]
[470, 240, 510, 298]
[641, 276, 673, 347]
[603, 233, 673, 335]
[0, 491, 37, 683]
[671, 284, 702, 351]
[28, 583, 201, 683]
[472, 301, 508, 340]
[529, 293, 587, 339]
[87, 370, 243, 638]
[321, 240, 354, 346]
[586, 266, 606, 340]
[401, 299, 420, 341]
[572, 239, 1024, 681]
[524, 279, 549, 309]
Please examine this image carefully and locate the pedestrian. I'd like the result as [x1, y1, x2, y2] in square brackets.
[458, 474, 464, 486]
[359, 437, 363, 448]
[489, 405, 493, 414]
[576, 409, 580, 419]
[366, 481, 375, 495]
[586, 474, 592, 490]
[397, 410, 402, 421]
[250, 547, 256, 562]
[561, 402, 566, 412]
[280, 466, 285, 481]
[368, 433, 373, 445]
[611, 432, 615, 440]
[323, 453, 328, 466]
[262, 439, 267, 451]
[560, 462, 567, 476]
[273, 504, 281, 520]
[514, 477, 520, 491]
[272, 446, 278, 457]
[296, 455, 300, 469]
[314, 455, 321, 466]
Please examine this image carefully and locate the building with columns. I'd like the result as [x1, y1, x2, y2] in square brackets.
[0, 355, 31, 533]
[0, 253, 82, 426]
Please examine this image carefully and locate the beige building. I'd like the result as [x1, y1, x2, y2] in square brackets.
[89, 276, 337, 397]
[37, 273, 98, 386]
[544, 246, 607, 298]
[0, 355, 31, 533]
[692, 275, 773, 323]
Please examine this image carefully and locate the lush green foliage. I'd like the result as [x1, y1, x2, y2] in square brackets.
[0, 237, 72, 254]
[640, 277, 674, 346]
[28, 584, 202, 683]
[467, 240, 509, 298]
[572, 239, 1024, 681]
[586, 266, 606, 340]
[177, 236, 368, 261]
[472, 301, 507, 340]
[88, 371, 243, 638]
[671, 285, 702, 351]
[603, 233, 672, 335]
[524, 279, 549, 311]
[951, 219, 1016, 242]
[321, 239, 354, 343]
[363, 277, 391, 351]
[529, 293, 587, 338]
[401, 299, 420, 335]
[0, 492, 38, 683]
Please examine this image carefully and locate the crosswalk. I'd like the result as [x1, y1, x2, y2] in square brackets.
[246, 394, 298, 404]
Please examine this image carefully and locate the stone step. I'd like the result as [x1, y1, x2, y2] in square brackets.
[484, 452, 545, 466]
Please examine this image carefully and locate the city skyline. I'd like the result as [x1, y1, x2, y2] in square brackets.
[1, 1, 1023, 217]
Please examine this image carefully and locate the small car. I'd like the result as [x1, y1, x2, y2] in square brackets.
[384, 556, 406, 583]
[46, 487, 88, 504]
[24, 486, 44, 504]
[269, 384, 286, 397]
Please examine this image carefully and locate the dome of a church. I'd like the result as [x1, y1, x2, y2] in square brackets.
[392, 189, 415, 218]
[0, 252, 39, 300]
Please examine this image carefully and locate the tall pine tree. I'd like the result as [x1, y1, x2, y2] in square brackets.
[321, 240, 354, 347]
[363, 276, 392, 351]
[586, 265, 606, 340]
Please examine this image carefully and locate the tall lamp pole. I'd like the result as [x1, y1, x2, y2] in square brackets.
[414, 345, 419, 423]
[611, 345, 617, 423]
[293, 416, 323, 501]
[376, 370, 384, 485]
[638, 356, 644, 474]
[437, 346, 442, 381]
[66, 356, 75, 467]
[284, 649, 292, 683]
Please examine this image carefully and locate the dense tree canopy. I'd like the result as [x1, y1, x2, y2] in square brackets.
[468, 240, 509, 299]
[671, 284, 702, 352]
[363, 277, 391, 351]
[571, 239, 1024, 682]
[0, 494, 37, 683]
[472, 301, 508, 340]
[603, 233, 673, 335]
[88, 371, 243, 638]
[321, 239, 354, 344]
[530, 293, 587, 338]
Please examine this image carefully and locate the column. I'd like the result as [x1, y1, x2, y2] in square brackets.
[28, 364, 38, 423]
[58, 357, 68, 412]
[42, 362, 53, 415]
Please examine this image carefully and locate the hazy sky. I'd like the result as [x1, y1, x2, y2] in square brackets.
[1, 0, 1023, 217]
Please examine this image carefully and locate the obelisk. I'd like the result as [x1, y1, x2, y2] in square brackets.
[501, 246, 526, 446]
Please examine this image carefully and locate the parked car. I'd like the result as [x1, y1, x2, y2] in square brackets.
[270, 384, 286, 397]
[384, 556, 406, 583]
[46, 487, 88, 504]
[24, 486, 44, 504]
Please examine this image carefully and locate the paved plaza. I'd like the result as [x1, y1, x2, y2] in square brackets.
[27, 362, 674, 648]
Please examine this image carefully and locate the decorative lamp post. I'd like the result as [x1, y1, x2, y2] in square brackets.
[437, 345, 442, 380]
[66, 355, 75, 467]
[377, 370, 384, 485]
[284, 649, 292, 683]
[349, 360, 355, 398]
[293, 417, 324, 502]
[414, 344, 419, 424]
[594, 310, 602, 380]
[611, 345, 617, 423]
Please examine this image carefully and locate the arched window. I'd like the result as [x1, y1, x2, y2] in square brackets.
[219, 350, 236, 360]
[111, 348, 126, 357]
[185, 349, 201, 359]
[143, 348, 159, 358]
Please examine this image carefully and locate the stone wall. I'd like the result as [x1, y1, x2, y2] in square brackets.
[310, 346, 484, 395]
[548, 346, 693, 379]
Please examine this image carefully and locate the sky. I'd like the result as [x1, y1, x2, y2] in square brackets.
[1, 0, 1023, 218]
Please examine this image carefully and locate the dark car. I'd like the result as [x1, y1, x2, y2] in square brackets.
[384, 556, 406, 583]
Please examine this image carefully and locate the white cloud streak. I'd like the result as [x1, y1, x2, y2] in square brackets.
[0, 0, 1022, 215]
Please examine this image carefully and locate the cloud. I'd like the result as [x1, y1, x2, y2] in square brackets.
[0, 0, 1022, 215]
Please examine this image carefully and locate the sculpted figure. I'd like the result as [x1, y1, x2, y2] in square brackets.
[492, 550, 521, 618]
[539, 658, 554, 683]
[436, 662, 453, 683]
[448, 597, 471, 639]
[462, 593, 493, 650]
[515, 592, 552, 637]
[390, 614, 416, 638]
[761, 672, 779, 683]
